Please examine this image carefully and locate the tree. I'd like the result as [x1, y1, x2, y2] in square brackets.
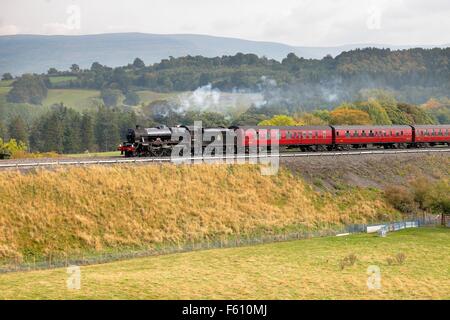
[329, 109, 372, 125]
[313, 110, 331, 123]
[426, 180, 450, 215]
[40, 112, 64, 153]
[354, 100, 392, 125]
[80, 113, 95, 151]
[95, 106, 120, 151]
[0, 138, 27, 159]
[8, 115, 28, 143]
[296, 113, 328, 125]
[62, 109, 82, 154]
[133, 58, 145, 69]
[47, 68, 58, 75]
[70, 64, 80, 73]
[397, 103, 435, 124]
[0, 121, 6, 140]
[124, 91, 140, 106]
[6, 74, 48, 104]
[422, 98, 450, 124]
[258, 115, 297, 126]
[2, 73, 13, 81]
[101, 89, 122, 107]
[383, 102, 411, 125]
[90, 62, 104, 72]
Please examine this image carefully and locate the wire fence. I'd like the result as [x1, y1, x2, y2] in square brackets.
[0, 215, 440, 274]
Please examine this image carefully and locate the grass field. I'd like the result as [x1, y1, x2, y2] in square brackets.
[136, 90, 176, 105]
[66, 151, 121, 158]
[0, 227, 448, 299]
[0, 86, 11, 96]
[48, 76, 77, 84]
[43, 89, 102, 112]
[0, 80, 13, 87]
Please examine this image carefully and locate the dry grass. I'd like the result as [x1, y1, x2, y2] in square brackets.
[0, 164, 399, 263]
[0, 227, 448, 300]
[10, 151, 60, 159]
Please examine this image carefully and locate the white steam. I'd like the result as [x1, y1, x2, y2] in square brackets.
[176, 83, 266, 115]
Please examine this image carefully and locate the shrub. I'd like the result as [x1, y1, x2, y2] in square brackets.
[339, 253, 357, 270]
[395, 253, 406, 265]
[384, 185, 417, 213]
[7, 74, 48, 104]
[387, 253, 406, 265]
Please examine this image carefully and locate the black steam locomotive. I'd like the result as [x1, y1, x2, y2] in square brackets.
[118, 125, 236, 157]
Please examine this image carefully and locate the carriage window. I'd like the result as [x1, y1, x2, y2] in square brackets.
[345, 131, 350, 137]
[401, 131, 403, 136]
[382, 130, 386, 136]
[336, 131, 340, 136]
[303, 132, 307, 139]
[315, 131, 318, 138]
[369, 130, 374, 137]
[323, 131, 327, 139]
[361, 130, 366, 137]
[309, 131, 313, 139]
[353, 131, 358, 137]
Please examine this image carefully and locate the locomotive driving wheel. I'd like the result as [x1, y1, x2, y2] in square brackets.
[150, 145, 165, 157]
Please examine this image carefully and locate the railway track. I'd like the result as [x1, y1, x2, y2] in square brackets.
[0, 148, 449, 170]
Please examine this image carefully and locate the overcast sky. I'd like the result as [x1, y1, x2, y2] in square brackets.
[0, 0, 449, 46]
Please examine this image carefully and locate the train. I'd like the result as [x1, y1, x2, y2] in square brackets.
[118, 124, 450, 157]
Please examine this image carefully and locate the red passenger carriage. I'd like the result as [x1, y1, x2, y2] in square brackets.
[233, 126, 333, 151]
[412, 125, 450, 146]
[331, 125, 413, 149]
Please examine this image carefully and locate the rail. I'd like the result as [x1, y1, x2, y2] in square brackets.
[0, 148, 449, 169]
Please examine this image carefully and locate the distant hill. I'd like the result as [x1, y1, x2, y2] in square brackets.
[1, 33, 448, 75]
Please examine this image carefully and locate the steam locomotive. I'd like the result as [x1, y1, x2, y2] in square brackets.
[118, 124, 450, 157]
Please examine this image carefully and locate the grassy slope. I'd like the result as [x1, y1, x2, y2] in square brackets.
[0, 164, 399, 263]
[0, 86, 263, 115]
[0, 227, 448, 300]
[42, 89, 102, 112]
[0, 87, 11, 96]
[48, 76, 77, 84]
[136, 90, 175, 105]
[0, 80, 13, 87]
